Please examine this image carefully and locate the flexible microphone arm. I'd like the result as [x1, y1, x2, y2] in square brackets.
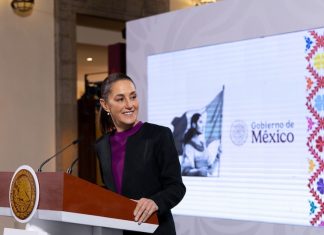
[66, 158, 79, 174]
[37, 139, 79, 172]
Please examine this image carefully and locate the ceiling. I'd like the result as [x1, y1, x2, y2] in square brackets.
[75, 1, 199, 84]
[75, 2, 199, 98]
[77, 43, 108, 83]
[76, 14, 125, 81]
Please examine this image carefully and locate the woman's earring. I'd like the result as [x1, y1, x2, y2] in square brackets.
[107, 112, 110, 116]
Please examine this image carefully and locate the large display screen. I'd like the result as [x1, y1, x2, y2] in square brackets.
[147, 27, 324, 226]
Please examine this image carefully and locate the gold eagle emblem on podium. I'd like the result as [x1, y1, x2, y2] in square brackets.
[9, 166, 39, 223]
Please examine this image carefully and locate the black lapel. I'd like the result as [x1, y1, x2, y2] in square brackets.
[96, 135, 117, 192]
[121, 123, 149, 195]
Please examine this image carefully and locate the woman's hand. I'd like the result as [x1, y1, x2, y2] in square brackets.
[133, 198, 158, 224]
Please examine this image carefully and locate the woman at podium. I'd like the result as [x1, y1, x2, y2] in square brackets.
[96, 73, 186, 235]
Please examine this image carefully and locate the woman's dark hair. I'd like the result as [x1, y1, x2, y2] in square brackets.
[183, 113, 201, 144]
[99, 73, 135, 134]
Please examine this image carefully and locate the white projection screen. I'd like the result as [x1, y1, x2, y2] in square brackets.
[127, 0, 324, 234]
[148, 26, 320, 225]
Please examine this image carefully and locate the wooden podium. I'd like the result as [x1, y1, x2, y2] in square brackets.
[0, 172, 158, 235]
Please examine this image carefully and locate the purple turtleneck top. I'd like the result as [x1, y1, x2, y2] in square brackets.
[109, 121, 143, 194]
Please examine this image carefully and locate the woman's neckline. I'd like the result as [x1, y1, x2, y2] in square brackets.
[113, 121, 143, 136]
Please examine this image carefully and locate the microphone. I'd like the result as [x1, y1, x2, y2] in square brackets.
[66, 158, 79, 174]
[37, 139, 79, 172]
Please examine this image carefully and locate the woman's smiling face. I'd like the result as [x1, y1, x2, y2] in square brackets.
[100, 79, 139, 132]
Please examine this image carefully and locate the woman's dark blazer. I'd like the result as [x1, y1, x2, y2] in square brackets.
[95, 122, 186, 235]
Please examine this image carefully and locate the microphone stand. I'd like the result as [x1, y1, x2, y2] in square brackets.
[66, 158, 79, 174]
[37, 139, 79, 172]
